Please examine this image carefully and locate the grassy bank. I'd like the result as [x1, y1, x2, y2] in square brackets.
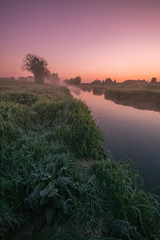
[104, 89, 160, 112]
[80, 83, 160, 112]
[80, 82, 160, 92]
[0, 80, 160, 240]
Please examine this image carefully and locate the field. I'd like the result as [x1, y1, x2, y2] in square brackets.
[80, 82, 160, 92]
[1, 80, 160, 240]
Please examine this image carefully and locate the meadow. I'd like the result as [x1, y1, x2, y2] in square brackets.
[80, 82, 160, 92]
[0, 80, 160, 240]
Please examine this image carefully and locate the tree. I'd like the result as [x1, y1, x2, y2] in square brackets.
[91, 79, 101, 84]
[74, 76, 81, 84]
[150, 77, 157, 83]
[22, 54, 50, 84]
[64, 76, 81, 85]
[48, 73, 60, 84]
[105, 78, 113, 84]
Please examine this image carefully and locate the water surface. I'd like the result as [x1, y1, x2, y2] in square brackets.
[69, 86, 160, 192]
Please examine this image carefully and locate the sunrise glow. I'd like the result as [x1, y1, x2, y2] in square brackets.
[0, 0, 160, 82]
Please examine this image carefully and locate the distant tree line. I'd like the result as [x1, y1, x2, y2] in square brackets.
[47, 73, 60, 84]
[122, 79, 148, 84]
[0, 77, 16, 82]
[18, 76, 34, 82]
[122, 78, 157, 84]
[150, 77, 157, 83]
[91, 77, 158, 85]
[91, 78, 117, 85]
[64, 76, 81, 85]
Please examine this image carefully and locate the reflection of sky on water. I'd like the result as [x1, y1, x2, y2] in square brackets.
[70, 86, 160, 192]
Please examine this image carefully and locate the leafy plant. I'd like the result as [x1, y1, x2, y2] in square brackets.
[24, 154, 80, 227]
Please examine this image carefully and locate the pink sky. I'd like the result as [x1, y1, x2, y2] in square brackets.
[0, 0, 160, 82]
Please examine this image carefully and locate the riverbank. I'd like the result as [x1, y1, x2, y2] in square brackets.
[1, 80, 160, 240]
[80, 83, 160, 112]
[80, 82, 160, 92]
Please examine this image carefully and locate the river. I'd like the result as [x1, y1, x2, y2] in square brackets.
[69, 85, 160, 192]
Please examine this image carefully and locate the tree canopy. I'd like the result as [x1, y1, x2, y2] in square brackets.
[22, 54, 50, 84]
[64, 76, 81, 85]
[150, 77, 157, 83]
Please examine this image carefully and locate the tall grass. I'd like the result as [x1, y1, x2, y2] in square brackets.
[33, 99, 103, 157]
[0, 83, 103, 238]
[70, 159, 160, 239]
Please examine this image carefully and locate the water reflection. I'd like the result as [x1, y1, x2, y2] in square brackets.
[69, 86, 160, 192]
[93, 88, 104, 96]
[69, 86, 81, 96]
[104, 90, 160, 112]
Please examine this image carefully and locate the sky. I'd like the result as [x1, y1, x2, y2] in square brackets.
[0, 0, 160, 82]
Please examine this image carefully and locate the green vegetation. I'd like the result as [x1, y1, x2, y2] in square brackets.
[0, 81, 160, 240]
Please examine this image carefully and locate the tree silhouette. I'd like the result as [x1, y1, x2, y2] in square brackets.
[64, 76, 81, 85]
[22, 54, 50, 84]
[150, 77, 157, 83]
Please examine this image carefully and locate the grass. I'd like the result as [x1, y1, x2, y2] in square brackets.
[0, 80, 160, 240]
[71, 159, 160, 239]
[80, 82, 160, 92]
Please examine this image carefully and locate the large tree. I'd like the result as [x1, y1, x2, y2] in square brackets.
[22, 53, 50, 84]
